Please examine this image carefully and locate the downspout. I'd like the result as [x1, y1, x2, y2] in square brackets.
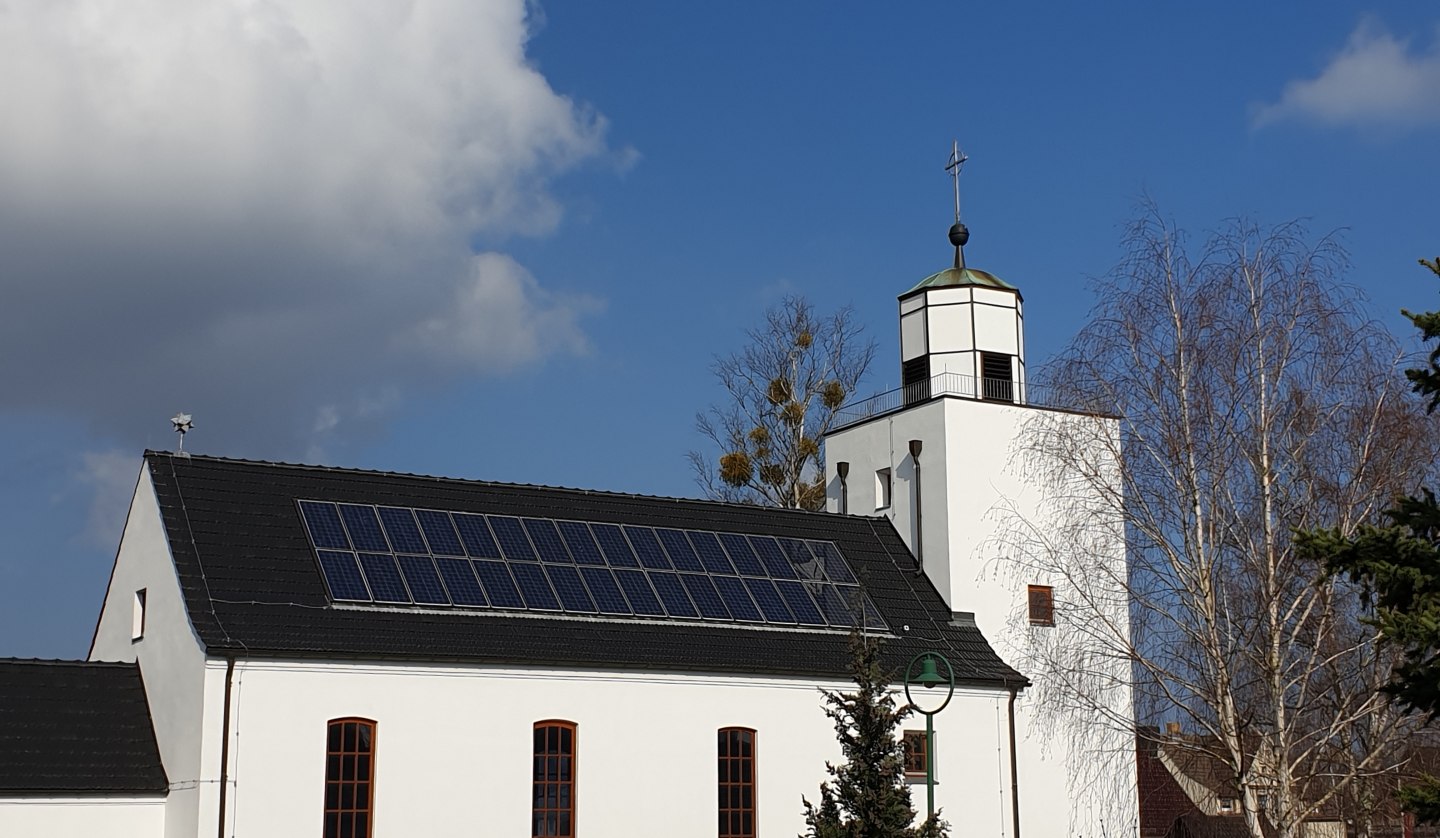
[217, 656, 236, 838]
[837, 462, 849, 515]
[908, 440, 923, 573]
[1009, 686, 1021, 838]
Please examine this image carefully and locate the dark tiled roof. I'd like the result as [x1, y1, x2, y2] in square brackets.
[0, 659, 167, 795]
[144, 452, 1024, 686]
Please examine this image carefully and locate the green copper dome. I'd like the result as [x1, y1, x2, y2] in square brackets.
[901, 266, 1017, 298]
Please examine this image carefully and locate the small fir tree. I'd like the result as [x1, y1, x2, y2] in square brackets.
[802, 633, 948, 838]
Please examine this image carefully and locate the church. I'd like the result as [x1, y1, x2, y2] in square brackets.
[0, 174, 1137, 837]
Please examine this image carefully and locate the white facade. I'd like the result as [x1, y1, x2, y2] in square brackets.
[826, 273, 1137, 838]
[0, 796, 165, 837]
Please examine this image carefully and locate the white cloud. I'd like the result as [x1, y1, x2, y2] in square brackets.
[0, 0, 611, 454]
[1253, 19, 1440, 129]
[75, 449, 142, 547]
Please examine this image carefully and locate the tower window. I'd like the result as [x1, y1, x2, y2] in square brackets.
[1028, 585, 1055, 626]
[902, 356, 931, 405]
[875, 468, 892, 510]
[902, 730, 928, 778]
[980, 352, 1014, 402]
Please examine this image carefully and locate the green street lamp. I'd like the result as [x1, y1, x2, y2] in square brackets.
[903, 651, 955, 821]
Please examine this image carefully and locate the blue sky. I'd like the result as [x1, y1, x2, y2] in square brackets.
[1, 1, 1437, 658]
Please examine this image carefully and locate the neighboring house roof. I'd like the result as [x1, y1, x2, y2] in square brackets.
[141, 452, 1025, 685]
[1138, 729, 1203, 838]
[0, 659, 167, 795]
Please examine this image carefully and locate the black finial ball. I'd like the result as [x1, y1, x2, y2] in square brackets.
[948, 222, 969, 248]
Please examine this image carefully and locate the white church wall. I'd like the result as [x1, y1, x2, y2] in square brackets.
[212, 658, 1014, 838]
[826, 397, 1136, 837]
[89, 465, 212, 838]
[0, 796, 165, 837]
[971, 306, 1020, 355]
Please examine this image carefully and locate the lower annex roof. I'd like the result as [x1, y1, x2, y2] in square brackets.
[141, 451, 1025, 688]
[0, 659, 167, 795]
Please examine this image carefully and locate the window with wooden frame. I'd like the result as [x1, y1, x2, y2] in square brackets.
[902, 730, 928, 778]
[718, 727, 756, 838]
[324, 717, 375, 838]
[533, 720, 576, 838]
[1028, 585, 1055, 627]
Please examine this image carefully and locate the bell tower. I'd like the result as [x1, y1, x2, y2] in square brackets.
[820, 144, 1135, 838]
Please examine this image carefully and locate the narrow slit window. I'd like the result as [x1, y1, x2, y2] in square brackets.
[1028, 585, 1055, 627]
[718, 727, 756, 838]
[324, 718, 375, 838]
[534, 720, 576, 838]
[131, 589, 147, 641]
[875, 468, 892, 510]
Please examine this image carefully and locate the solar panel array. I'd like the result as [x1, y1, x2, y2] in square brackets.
[298, 500, 886, 631]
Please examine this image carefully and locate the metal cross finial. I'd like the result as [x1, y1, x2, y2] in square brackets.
[945, 140, 968, 224]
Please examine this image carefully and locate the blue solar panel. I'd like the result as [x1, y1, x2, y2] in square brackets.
[397, 555, 449, 605]
[435, 558, 487, 606]
[809, 541, 856, 583]
[648, 572, 697, 618]
[779, 538, 826, 580]
[300, 502, 350, 550]
[614, 569, 665, 616]
[578, 567, 630, 615]
[861, 594, 887, 630]
[378, 507, 428, 554]
[718, 533, 767, 577]
[357, 553, 410, 603]
[317, 550, 370, 601]
[557, 522, 606, 566]
[687, 531, 736, 574]
[679, 574, 730, 619]
[774, 580, 825, 625]
[415, 510, 465, 556]
[743, 578, 795, 623]
[489, 516, 537, 561]
[624, 526, 672, 570]
[750, 537, 797, 579]
[545, 564, 596, 613]
[299, 499, 881, 630]
[338, 504, 389, 552]
[656, 529, 705, 572]
[810, 583, 855, 627]
[474, 560, 525, 608]
[591, 523, 640, 567]
[524, 519, 572, 564]
[453, 513, 501, 559]
[712, 576, 762, 622]
[510, 562, 560, 610]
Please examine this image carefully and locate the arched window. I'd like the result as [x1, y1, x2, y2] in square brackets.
[324, 718, 376, 838]
[533, 720, 576, 838]
[718, 727, 756, 838]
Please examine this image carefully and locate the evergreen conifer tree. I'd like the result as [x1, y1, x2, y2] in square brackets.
[802, 633, 948, 838]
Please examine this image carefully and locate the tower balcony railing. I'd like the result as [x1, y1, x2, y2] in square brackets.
[829, 372, 1096, 431]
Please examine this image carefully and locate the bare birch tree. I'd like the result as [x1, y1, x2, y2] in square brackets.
[691, 295, 875, 510]
[995, 207, 1439, 838]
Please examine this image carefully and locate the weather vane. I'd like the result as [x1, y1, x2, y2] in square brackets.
[171, 412, 194, 454]
[944, 140, 970, 269]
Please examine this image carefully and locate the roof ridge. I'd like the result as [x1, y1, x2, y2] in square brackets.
[143, 450, 885, 522]
[0, 658, 137, 668]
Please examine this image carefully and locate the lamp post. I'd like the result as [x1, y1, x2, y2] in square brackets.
[903, 651, 955, 821]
